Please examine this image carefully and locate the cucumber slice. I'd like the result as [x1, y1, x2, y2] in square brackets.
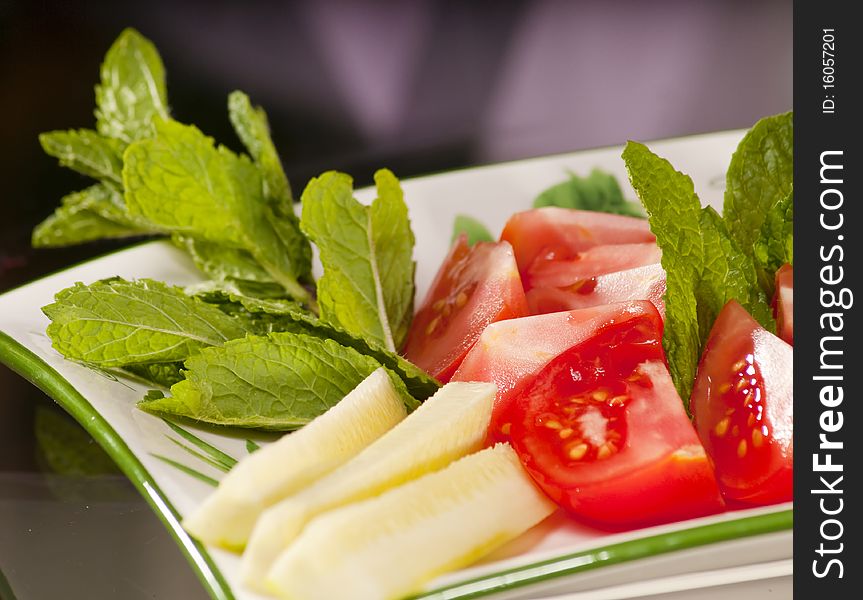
[266, 443, 556, 600]
[183, 367, 407, 550]
[241, 381, 496, 589]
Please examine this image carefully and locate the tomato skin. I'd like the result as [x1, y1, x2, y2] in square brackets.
[526, 263, 666, 318]
[772, 264, 793, 345]
[451, 300, 664, 442]
[691, 300, 793, 506]
[503, 316, 724, 529]
[500, 208, 655, 276]
[403, 235, 528, 382]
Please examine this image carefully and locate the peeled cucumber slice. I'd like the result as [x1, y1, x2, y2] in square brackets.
[183, 367, 407, 550]
[266, 443, 556, 600]
[241, 381, 496, 589]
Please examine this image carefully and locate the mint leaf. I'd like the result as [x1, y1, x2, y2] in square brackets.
[44, 279, 253, 367]
[123, 118, 313, 305]
[300, 169, 415, 352]
[39, 130, 124, 185]
[122, 362, 185, 387]
[228, 90, 292, 206]
[32, 184, 155, 247]
[95, 28, 169, 144]
[533, 169, 644, 217]
[698, 207, 774, 336]
[622, 141, 702, 403]
[754, 187, 794, 292]
[193, 286, 437, 402]
[177, 236, 278, 285]
[451, 215, 494, 246]
[139, 332, 409, 430]
[723, 112, 793, 252]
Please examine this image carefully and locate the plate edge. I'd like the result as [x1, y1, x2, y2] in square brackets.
[414, 510, 792, 599]
[0, 330, 236, 600]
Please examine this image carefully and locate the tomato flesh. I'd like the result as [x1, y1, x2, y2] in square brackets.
[403, 235, 528, 382]
[504, 316, 724, 528]
[526, 263, 666, 317]
[772, 263, 793, 345]
[500, 208, 655, 276]
[525, 242, 661, 291]
[691, 300, 793, 505]
[451, 300, 663, 442]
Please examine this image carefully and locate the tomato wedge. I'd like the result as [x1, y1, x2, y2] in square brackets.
[526, 263, 666, 317]
[525, 242, 661, 291]
[772, 263, 793, 345]
[500, 207, 655, 276]
[452, 301, 662, 442]
[403, 235, 528, 382]
[503, 315, 724, 528]
[691, 300, 793, 506]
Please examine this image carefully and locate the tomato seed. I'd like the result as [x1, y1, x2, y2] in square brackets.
[597, 444, 614, 460]
[732, 359, 746, 373]
[500, 423, 511, 436]
[609, 395, 628, 406]
[718, 382, 731, 393]
[714, 417, 730, 437]
[432, 299, 446, 312]
[559, 428, 574, 439]
[592, 390, 608, 402]
[731, 425, 740, 437]
[752, 429, 764, 448]
[544, 420, 562, 430]
[737, 439, 748, 458]
[455, 291, 469, 307]
[425, 316, 441, 336]
[747, 414, 755, 427]
[568, 443, 589, 460]
[735, 378, 747, 392]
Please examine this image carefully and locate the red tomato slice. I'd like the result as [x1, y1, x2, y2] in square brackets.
[403, 235, 528, 382]
[504, 316, 724, 529]
[690, 300, 793, 506]
[526, 263, 666, 318]
[772, 264, 793, 345]
[500, 207, 655, 275]
[525, 242, 661, 290]
[451, 300, 663, 442]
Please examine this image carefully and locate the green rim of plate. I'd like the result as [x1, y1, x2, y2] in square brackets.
[0, 325, 792, 600]
[0, 331, 235, 600]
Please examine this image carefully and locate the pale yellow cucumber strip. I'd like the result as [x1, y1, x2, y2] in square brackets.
[183, 367, 407, 550]
[266, 443, 556, 600]
[240, 381, 496, 589]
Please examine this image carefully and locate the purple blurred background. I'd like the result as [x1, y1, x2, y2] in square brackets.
[0, 1, 791, 598]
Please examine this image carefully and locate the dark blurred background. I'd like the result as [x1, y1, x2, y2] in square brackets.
[0, 0, 791, 598]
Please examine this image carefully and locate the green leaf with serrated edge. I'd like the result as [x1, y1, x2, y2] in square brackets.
[533, 168, 645, 217]
[44, 278, 253, 367]
[176, 235, 277, 284]
[228, 90, 292, 206]
[39, 129, 124, 184]
[301, 169, 415, 352]
[451, 215, 494, 246]
[32, 184, 157, 248]
[723, 112, 793, 252]
[123, 118, 313, 305]
[122, 362, 185, 388]
[698, 207, 775, 336]
[622, 141, 702, 404]
[192, 286, 437, 402]
[753, 188, 793, 295]
[138, 332, 413, 430]
[95, 28, 169, 144]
